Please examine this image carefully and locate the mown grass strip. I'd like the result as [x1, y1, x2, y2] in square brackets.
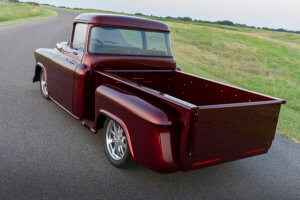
[0, 3, 57, 26]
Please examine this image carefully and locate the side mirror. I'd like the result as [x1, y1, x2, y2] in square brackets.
[56, 41, 68, 52]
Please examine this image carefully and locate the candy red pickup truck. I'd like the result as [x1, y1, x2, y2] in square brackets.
[33, 13, 285, 173]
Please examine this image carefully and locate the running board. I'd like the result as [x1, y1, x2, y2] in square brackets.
[82, 119, 96, 133]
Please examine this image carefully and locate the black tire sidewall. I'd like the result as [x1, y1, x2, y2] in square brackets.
[103, 118, 130, 168]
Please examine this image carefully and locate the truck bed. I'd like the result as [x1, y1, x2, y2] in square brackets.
[95, 69, 285, 171]
[100, 69, 282, 106]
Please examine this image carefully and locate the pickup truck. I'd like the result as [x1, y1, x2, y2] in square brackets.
[33, 13, 285, 173]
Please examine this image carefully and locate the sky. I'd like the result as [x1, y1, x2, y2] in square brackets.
[22, 0, 300, 30]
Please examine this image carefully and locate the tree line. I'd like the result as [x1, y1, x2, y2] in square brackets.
[3, 1, 298, 34]
[135, 13, 300, 34]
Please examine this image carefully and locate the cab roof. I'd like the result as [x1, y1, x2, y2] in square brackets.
[74, 13, 170, 32]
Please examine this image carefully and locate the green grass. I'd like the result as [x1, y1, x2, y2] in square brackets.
[0, 3, 56, 26]
[168, 22, 300, 143]
[45, 6, 300, 143]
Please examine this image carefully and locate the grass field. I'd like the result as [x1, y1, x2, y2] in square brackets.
[0, 3, 56, 26]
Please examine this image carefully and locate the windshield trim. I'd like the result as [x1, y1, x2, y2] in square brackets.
[87, 26, 173, 58]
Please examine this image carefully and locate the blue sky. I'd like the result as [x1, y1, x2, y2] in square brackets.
[22, 0, 300, 30]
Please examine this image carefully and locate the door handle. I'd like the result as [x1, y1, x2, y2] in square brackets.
[66, 58, 76, 65]
[69, 60, 76, 65]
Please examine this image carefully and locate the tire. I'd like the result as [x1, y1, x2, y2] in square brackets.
[39, 69, 50, 99]
[102, 118, 130, 167]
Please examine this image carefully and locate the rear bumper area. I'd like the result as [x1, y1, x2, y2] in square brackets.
[179, 100, 284, 171]
[180, 144, 269, 171]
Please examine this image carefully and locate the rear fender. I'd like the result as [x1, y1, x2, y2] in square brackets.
[95, 84, 180, 173]
[97, 110, 135, 160]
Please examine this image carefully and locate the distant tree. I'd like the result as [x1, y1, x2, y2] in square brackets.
[26, 1, 39, 6]
[135, 13, 144, 16]
[178, 17, 192, 21]
[193, 19, 204, 23]
[4, 0, 20, 2]
[216, 20, 234, 26]
[166, 16, 175, 20]
[276, 28, 286, 32]
[236, 23, 247, 27]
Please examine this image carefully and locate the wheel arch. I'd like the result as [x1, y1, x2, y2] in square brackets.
[96, 110, 135, 160]
[33, 62, 46, 83]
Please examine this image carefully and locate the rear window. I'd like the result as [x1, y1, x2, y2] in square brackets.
[88, 27, 173, 57]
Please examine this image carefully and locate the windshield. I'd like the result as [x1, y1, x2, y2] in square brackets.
[88, 27, 173, 57]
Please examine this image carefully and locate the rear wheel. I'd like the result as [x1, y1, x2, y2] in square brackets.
[40, 69, 49, 99]
[103, 118, 130, 167]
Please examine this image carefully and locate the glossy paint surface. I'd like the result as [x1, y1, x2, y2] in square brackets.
[33, 13, 285, 173]
[94, 70, 284, 172]
[95, 84, 180, 173]
[74, 13, 170, 32]
[181, 101, 282, 171]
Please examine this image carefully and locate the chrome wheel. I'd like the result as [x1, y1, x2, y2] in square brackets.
[105, 119, 127, 161]
[40, 71, 48, 97]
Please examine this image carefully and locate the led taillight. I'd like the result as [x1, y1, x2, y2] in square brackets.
[243, 148, 265, 155]
[193, 158, 221, 166]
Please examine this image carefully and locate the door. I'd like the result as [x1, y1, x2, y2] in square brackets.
[47, 23, 88, 113]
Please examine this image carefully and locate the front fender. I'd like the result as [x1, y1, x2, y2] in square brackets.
[95, 84, 180, 173]
[33, 48, 59, 83]
[33, 62, 45, 83]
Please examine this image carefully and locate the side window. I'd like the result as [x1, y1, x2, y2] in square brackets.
[72, 23, 88, 52]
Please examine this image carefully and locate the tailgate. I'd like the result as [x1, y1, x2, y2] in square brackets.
[180, 100, 284, 171]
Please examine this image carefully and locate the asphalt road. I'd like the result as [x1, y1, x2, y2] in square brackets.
[0, 9, 299, 200]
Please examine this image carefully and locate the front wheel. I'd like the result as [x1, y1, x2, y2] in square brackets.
[103, 118, 130, 167]
[40, 69, 49, 99]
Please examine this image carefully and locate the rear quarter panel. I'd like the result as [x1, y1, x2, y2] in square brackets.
[95, 84, 183, 173]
